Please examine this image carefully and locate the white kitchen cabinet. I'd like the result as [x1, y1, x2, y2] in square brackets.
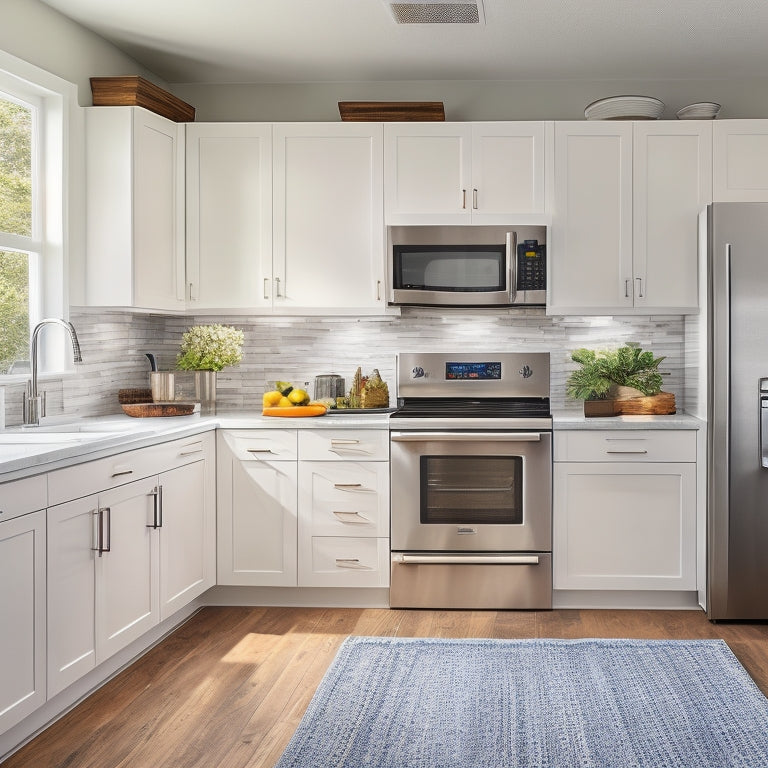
[46, 434, 215, 697]
[0, 504, 46, 734]
[549, 121, 710, 314]
[297, 430, 390, 588]
[186, 123, 273, 309]
[384, 122, 549, 224]
[713, 119, 768, 201]
[85, 106, 185, 311]
[553, 430, 697, 591]
[273, 123, 385, 311]
[217, 430, 298, 586]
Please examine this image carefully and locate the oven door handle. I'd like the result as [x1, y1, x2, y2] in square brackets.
[394, 554, 540, 565]
[390, 432, 543, 442]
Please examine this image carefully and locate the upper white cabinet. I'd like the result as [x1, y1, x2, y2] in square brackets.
[384, 122, 549, 224]
[186, 123, 273, 309]
[273, 123, 385, 311]
[85, 106, 185, 311]
[549, 121, 711, 315]
[713, 119, 768, 201]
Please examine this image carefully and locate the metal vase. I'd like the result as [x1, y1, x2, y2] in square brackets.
[194, 370, 217, 414]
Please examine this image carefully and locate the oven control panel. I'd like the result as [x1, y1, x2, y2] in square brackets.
[397, 352, 550, 399]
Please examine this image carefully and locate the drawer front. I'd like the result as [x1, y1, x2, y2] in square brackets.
[219, 429, 297, 462]
[299, 461, 389, 537]
[298, 536, 390, 587]
[0, 475, 47, 521]
[298, 429, 389, 461]
[554, 430, 697, 462]
[48, 432, 214, 505]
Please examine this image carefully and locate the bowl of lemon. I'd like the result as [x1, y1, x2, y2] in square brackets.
[262, 381, 327, 417]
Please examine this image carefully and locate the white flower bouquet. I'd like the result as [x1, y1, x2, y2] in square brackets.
[176, 324, 244, 372]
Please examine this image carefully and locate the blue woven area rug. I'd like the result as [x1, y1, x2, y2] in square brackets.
[275, 636, 768, 768]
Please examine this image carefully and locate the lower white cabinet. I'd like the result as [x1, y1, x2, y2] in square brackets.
[217, 430, 298, 586]
[46, 434, 215, 698]
[217, 427, 390, 588]
[0, 505, 46, 733]
[553, 430, 697, 591]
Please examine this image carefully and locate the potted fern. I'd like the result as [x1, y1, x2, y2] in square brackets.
[566, 344, 675, 416]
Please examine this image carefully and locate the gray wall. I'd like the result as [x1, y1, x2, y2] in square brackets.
[172, 79, 768, 123]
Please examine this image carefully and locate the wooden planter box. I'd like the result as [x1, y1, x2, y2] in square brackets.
[584, 391, 676, 417]
[90, 76, 195, 122]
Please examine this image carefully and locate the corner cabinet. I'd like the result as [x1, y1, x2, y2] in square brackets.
[553, 429, 697, 592]
[713, 119, 768, 201]
[0, 478, 47, 734]
[548, 121, 711, 315]
[384, 122, 549, 224]
[85, 106, 186, 311]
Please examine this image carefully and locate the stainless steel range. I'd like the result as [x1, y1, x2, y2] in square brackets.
[389, 351, 552, 610]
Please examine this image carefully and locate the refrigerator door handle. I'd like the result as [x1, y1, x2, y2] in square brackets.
[761, 378, 768, 469]
[725, 244, 732, 480]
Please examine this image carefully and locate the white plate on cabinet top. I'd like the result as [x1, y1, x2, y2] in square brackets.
[676, 102, 721, 119]
[585, 95, 665, 120]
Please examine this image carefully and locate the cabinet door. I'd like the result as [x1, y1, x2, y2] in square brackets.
[273, 123, 385, 310]
[96, 478, 160, 660]
[470, 122, 547, 219]
[553, 462, 696, 590]
[384, 123, 472, 224]
[549, 122, 633, 313]
[85, 107, 185, 311]
[186, 123, 273, 309]
[633, 121, 711, 312]
[47, 496, 98, 697]
[217, 434, 298, 586]
[0, 510, 46, 733]
[713, 119, 768, 202]
[159, 458, 215, 620]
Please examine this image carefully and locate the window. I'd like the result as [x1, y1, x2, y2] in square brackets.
[0, 51, 75, 378]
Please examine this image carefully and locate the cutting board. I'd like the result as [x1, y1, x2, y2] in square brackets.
[263, 404, 327, 418]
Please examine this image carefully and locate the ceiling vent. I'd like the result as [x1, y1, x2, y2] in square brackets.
[386, 1, 485, 24]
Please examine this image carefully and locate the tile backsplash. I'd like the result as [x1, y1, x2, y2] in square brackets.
[1, 307, 685, 426]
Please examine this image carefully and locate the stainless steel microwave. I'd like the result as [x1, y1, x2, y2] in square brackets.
[388, 225, 546, 307]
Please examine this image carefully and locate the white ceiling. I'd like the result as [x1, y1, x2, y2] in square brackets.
[40, 0, 768, 85]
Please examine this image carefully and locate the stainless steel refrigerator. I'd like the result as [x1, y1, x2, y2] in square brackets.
[705, 202, 768, 620]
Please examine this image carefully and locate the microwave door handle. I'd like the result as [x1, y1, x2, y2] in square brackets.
[507, 231, 517, 302]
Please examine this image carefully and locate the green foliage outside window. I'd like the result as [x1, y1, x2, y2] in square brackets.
[0, 96, 32, 373]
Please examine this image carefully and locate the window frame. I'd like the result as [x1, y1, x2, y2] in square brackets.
[0, 49, 79, 381]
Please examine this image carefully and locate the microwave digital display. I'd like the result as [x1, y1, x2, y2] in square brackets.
[445, 361, 502, 380]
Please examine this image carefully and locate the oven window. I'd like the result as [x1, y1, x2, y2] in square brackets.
[419, 456, 523, 525]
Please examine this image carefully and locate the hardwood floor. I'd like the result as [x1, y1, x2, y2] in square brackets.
[5, 606, 768, 767]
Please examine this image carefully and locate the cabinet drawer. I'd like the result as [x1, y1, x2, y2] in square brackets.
[219, 429, 297, 462]
[298, 429, 389, 461]
[298, 536, 390, 587]
[48, 433, 214, 505]
[0, 475, 47, 520]
[299, 461, 389, 537]
[554, 430, 697, 462]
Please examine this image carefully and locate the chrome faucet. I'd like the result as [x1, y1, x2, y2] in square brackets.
[23, 318, 83, 426]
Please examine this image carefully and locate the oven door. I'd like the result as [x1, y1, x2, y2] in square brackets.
[390, 430, 551, 552]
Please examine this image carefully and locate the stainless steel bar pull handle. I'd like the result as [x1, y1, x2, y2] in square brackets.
[625, 279, 631, 298]
[635, 277, 644, 298]
[179, 443, 204, 456]
[247, 448, 277, 454]
[93, 507, 111, 556]
[334, 483, 364, 490]
[472, 188, 478, 209]
[263, 278, 269, 300]
[147, 486, 163, 528]
[606, 450, 648, 454]
[391, 432, 541, 442]
[461, 189, 467, 209]
[275, 276, 282, 298]
[335, 557, 371, 570]
[395, 554, 540, 565]
[111, 468, 134, 478]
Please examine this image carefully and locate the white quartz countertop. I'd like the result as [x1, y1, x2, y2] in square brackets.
[0, 409, 392, 482]
[552, 410, 702, 430]
[0, 407, 702, 483]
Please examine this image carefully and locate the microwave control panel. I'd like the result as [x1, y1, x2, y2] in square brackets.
[516, 240, 546, 291]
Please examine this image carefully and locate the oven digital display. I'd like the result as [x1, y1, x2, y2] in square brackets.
[445, 361, 501, 380]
